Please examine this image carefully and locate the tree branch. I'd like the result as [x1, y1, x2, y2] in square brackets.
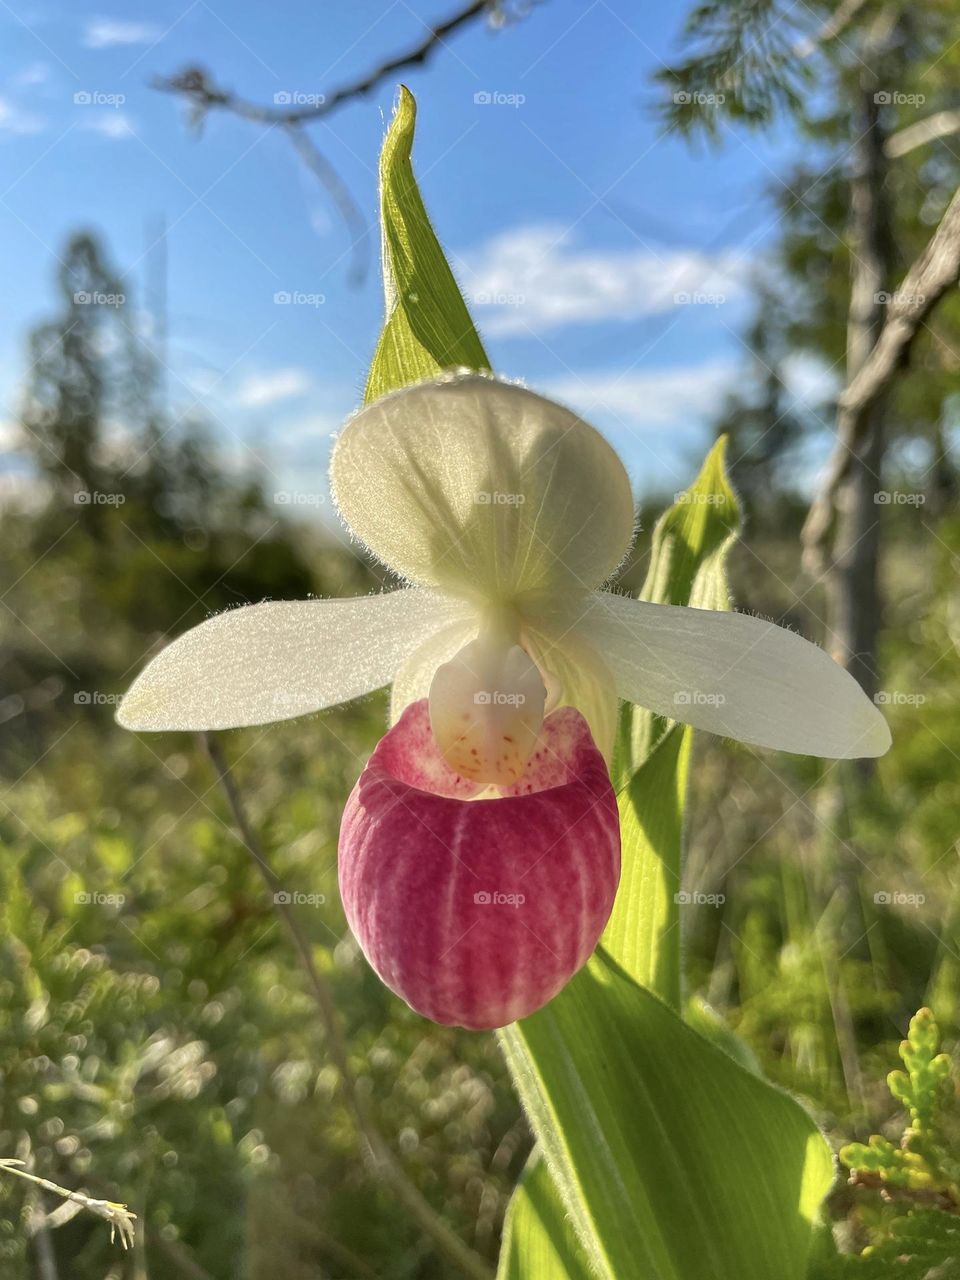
[154, 0, 496, 127]
[283, 124, 369, 284]
[793, 0, 871, 58]
[886, 109, 960, 158]
[802, 182, 960, 565]
[201, 732, 494, 1280]
[152, 1, 500, 282]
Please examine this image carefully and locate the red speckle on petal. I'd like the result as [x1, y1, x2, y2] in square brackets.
[338, 700, 620, 1030]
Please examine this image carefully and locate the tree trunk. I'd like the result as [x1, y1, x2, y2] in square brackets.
[827, 73, 894, 720]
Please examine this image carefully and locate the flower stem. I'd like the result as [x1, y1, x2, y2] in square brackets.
[202, 732, 494, 1280]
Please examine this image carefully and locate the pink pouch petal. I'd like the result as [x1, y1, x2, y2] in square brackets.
[338, 700, 621, 1029]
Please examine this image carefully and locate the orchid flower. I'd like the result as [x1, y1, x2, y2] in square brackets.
[119, 373, 889, 1030]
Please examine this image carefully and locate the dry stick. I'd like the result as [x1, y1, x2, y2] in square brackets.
[802, 182, 960, 570]
[793, 0, 872, 58]
[152, 0, 499, 280]
[284, 124, 369, 285]
[886, 109, 960, 159]
[201, 733, 494, 1280]
[0, 1161, 135, 1249]
[154, 0, 495, 127]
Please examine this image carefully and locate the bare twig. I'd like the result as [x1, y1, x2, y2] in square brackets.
[153, 1, 501, 281]
[283, 124, 369, 285]
[793, 0, 871, 58]
[886, 109, 960, 158]
[201, 732, 494, 1280]
[802, 181, 960, 567]
[155, 1, 495, 127]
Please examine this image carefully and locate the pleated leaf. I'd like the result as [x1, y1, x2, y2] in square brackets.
[499, 952, 835, 1280]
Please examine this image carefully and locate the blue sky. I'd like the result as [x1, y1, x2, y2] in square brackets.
[0, 0, 835, 510]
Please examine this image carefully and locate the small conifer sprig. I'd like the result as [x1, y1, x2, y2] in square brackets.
[841, 1008, 960, 1208]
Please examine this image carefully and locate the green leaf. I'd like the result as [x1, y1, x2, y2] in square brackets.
[605, 438, 740, 1004]
[614, 435, 741, 783]
[604, 724, 691, 1010]
[497, 1153, 593, 1280]
[364, 86, 490, 403]
[685, 994, 763, 1076]
[640, 435, 740, 611]
[500, 951, 835, 1280]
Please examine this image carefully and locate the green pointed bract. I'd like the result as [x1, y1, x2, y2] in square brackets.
[364, 86, 490, 404]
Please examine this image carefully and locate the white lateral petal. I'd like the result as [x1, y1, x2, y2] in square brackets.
[573, 592, 891, 759]
[331, 374, 635, 605]
[118, 590, 470, 732]
[521, 622, 619, 763]
[390, 613, 480, 724]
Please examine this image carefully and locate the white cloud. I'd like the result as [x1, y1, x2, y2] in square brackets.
[541, 359, 738, 430]
[458, 224, 749, 335]
[0, 98, 45, 135]
[232, 369, 312, 409]
[83, 19, 162, 49]
[80, 111, 134, 140]
[14, 62, 51, 88]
